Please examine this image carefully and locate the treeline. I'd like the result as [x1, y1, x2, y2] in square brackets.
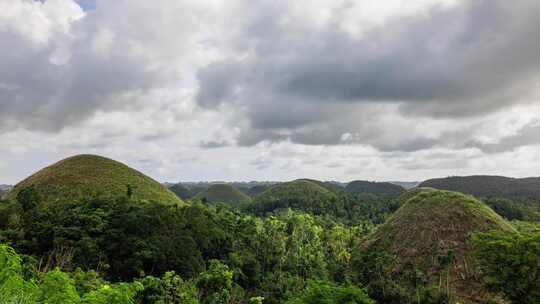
[1, 187, 539, 303]
[0, 190, 376, 303]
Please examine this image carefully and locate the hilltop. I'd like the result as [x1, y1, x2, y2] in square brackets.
[250, 179, 339, 215]
[397, 187, 437, 205]
[194, 183, 252, 205]
[364, 189, 514, 303]
[297, 179, 345, 193]
[420, 175, 540, 199]
[345, 180, 405, 197]
[238, 184, 271, 196]
[8, 154, 183, 205]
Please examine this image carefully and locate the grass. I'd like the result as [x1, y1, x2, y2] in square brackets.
[9, 154, 183, 205]
[369, 189, 514, 303]
[254, 180, 337, 203]
[194, 184, 252, 205]
[345, 180, 405, 197]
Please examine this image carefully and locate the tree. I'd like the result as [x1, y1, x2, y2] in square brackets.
[472, 230, 540, 304]
[37, 270, 81, 304]
[16, 186, 41, 212]
[285, 280, 374, 304]
[197, 260, 233, 304]
[0, 244, 37, 303]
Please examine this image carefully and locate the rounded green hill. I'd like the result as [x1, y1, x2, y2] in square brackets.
[251, 179, 339, 214]
[9, 154, 183, 205]
[169, 183, 194, 200]
[345, 180, 405, 197]
[366, 189, 514, 303]
[194, 184, 251, 205]
[296, 178, 344, 193]
[397, 187, 437, 205]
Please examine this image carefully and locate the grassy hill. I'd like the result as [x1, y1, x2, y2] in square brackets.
[297, 179, 345, 193]
[365, 189, 514, 303]
[420, 175, 540, 199]
[240, 184, 271, 196]
[8, 154, 183, 205]
[250, 180, 339, 215]
[194, 184, 251, 205]
[397, 187, 437, 205]
[345, 180, 405, 197]
[168, 183, 195, 200]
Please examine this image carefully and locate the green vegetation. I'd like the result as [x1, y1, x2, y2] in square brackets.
[239, 185, 271, 196]
[419, 176, 540, 221]
[168, 183, 195, 200]
[345, 180, 405, 198]
[1, 160, 538, 304]
[194, 184, 252, 205]
[285, 280, 374, 304]
[296, 179, 345, 193]
[419, 175, 540, 200]
[0, 188, 375, 303]
[248, 180, 339, 215]
[397, 187, 437, 205]
[354, 189, 514, 303]
[9, 155, 183, 205]
[246, 180, 400, 225]
[0, 244, 143, 304]
[472, 230, 540, 304]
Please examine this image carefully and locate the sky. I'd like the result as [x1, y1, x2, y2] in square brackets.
[2, 0, 540, 184]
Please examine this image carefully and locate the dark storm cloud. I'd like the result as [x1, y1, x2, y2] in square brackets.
[197, 0, 540, 147]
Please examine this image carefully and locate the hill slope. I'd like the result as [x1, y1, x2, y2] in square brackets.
[297, 179, 345, 193]
[168, 183, 195, 200]
[9, 154, 183, 205]
[194, 184, 251, 205]
[420, 175, 540, 199]
[366, 189, 514, 303]
[250, 180, 339, 214]
[345, 180, 405, 197]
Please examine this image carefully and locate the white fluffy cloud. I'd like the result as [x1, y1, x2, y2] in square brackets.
[1, 0, 540, 184]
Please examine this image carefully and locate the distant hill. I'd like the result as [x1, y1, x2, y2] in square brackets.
[194, 184, 252, 205]
[397, 187, 437, 205]
[420, 175, 540, 199]
[345, 180, 405, 197]
[238, 184, 272, 196]
[296, 179, 345, 193]
[250, 180, 339, 215]
[8, 154, 183, 205]
[168, 183, 195, 200]
[363, 189, 514, 303]
[388, 181, 419, 189]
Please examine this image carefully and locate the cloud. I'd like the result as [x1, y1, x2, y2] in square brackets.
[0, 0, 220, 133]
[199, 140, 230, 149]
[197, 0, 540, 147]
[467, 122, 540, 154]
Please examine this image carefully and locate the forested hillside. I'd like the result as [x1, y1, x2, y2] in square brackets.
[345, 180, 405, 197]
[0, 157, 538, 303]
[420, 175, 540, 199]
[194, 184, 252, 205]
[420, 176, 540, 221]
